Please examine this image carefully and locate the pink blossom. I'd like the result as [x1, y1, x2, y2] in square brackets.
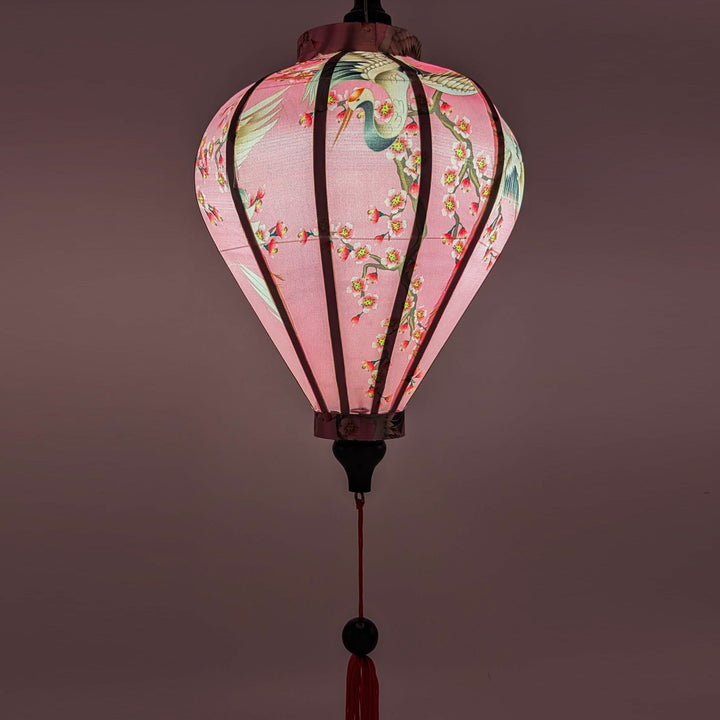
[455, 117, 472, 137]
[451, 239, 465, 261]
[385, 189, 407, 212]
[404, 120, 419, 135]
[299, 112, 313, 127]
[451, 141, 469, 166]
[337, 245, 350, 261]
[388, 217, 407, 237]
[334, 222, 354, 240]
[354, 244, 371, 262]
[367, 206, 380, 223]
[440, 101, 453, 114]
[409, 182, 419, 197]
[375, 98, 394, 122]
[470, 201, 480, 216]
[360, 294, 379, 312]
[347, 277, 365, 296]
[382, 247, 403, 269]
[387, 135, 408, 158]
[460, 177, 472, 192]
[442, 167, 458, 187]
[441, 194, 458, 216]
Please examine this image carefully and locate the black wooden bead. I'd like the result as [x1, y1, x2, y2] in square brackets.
[342, 617, 379, 656]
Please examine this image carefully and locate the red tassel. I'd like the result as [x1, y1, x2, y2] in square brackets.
[346, 654, 379, 720]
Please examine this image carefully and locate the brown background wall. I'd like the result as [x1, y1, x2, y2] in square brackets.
[2, 0, 718, 717]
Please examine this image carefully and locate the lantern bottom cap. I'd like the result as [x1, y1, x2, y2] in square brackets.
[314, 411, 405, 441]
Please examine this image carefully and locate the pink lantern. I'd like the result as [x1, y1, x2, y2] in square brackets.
[196, 3, 524, 717]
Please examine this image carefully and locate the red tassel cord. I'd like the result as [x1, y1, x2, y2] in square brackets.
[345, 493, 380, 720]
[346, 653, 379, 720]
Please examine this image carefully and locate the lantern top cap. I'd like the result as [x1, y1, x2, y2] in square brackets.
[297, 22, 421, 62]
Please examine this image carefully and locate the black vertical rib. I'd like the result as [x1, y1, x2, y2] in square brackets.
[313, 52, 351, 415]
[226, 80, 329, 414]
[388, 77, 506, 414]
[370, 56, 433, 414]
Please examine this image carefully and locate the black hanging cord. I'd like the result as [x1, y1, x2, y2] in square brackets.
[344, 0, 392, 24]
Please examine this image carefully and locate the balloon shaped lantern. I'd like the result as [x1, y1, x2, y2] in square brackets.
[196, 1, 524, 716]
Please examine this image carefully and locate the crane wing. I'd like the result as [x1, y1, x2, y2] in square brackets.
[419, 70, 478, 96]
[234, 88, 288, 169]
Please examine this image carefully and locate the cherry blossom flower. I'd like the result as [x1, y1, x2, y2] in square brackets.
[267, 237, 278, 254]
[362, 360, 376, 372]
[400, 339, 410, 351]
[405, 151, 421, 177]
[480, 184, 492, 202]
[403, 296, 413, 311]
[442, 194, 458, 216]
[360, 294, 379, 312]
[469, 201, 480, 216]
[255, 224, 267, 243]
[475, 154, 490, 176]
[411, 275, 424, 291]
[385, 189, 407, 212]
[327, 91, 339, 107]
[442, 231, 453, 244]
[348, 277, 365, 296]
[458, 227, 468, 240]
[367, 206, 380, 223]
[274, 221, 288, 237]
[455, 117, 472, 137]
[298, 229, 310, 244]
[382, 247, 403, 269]
[451, 141, 469, 166]
[400, 322, 410, 332]
[442, 167, 459, 188]
[409, 182, 419, 197]
[374, 234, 385, 242]
[416, 306, 427, 322]
[299, 112, 313, 127]
[334, 223, 354, 241]
[412, 328, 425, 343]
[354, 244, 371, 262]
[375, 98, 394, 122]
[451, 239, 465, 261]
[440, 101, 453, 114]
[350, 314, 361, 325]
[387, 135, 409, 158]
[366, 271, 378, 283]
[388, 217, 407, 237]
[337, 245, 350, 261]
[404, 120, 419, 135]
[460, 177, 472, 192]
[248, 187, 265, 213]
[373, 333, 386, 350]
[336, 109, 347, 123]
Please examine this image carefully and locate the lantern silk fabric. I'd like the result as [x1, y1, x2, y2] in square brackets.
[196, 23, 524, 440]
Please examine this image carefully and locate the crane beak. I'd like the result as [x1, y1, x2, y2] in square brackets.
[333, 108, 354, 147]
